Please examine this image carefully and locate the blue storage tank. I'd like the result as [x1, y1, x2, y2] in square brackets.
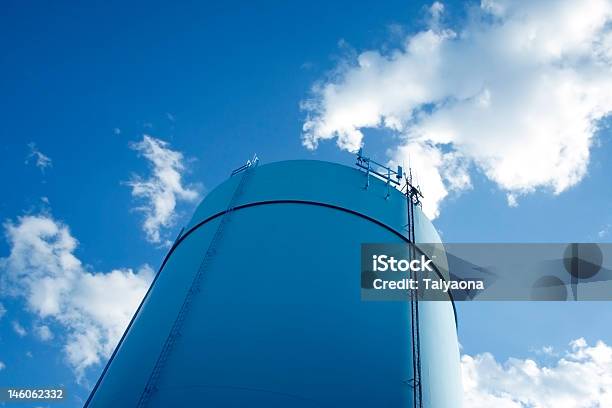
[86, 160, 462, 407]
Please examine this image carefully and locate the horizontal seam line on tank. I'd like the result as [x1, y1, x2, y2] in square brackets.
[165, 199, 457, 317]
[84, 199, 459, 405]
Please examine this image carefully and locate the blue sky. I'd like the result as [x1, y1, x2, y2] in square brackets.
[1, 0, 612, 406]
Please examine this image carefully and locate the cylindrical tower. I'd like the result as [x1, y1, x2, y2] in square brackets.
[86, 160, 462, 407]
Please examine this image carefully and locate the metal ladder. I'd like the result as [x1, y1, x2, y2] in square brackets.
[405, 175, 423, 408]
[137, 156, 259, 407]
[355, 148, 424, 407]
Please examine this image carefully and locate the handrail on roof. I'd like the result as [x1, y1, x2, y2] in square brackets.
[231, 154, 259, 176]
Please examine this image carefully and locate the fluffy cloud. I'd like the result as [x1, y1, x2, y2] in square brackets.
[462, 338, 612, 407]
[0, 361, 5, 371]
[598, 224, 612, 238]
[12, 320, 27, 337]
[0, 214, 154, 381]
[25, 142, 52, 173]
[301, 0, 612, 218]
[127, 135, 199, 244]
[35, 324, 54, 341]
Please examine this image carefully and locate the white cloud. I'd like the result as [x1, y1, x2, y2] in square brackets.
[12, 320, 27, 337]
[127, 135, 199, 244]
[25, 143, 52, 173]
[301, 0, 612, 219]
[598, 223, 611, 238]
[0, 214, 154, 381]
[462, 338, 612, 408]
[428, 1, 445, 27]
[532, 345, 556, 357]
[35, 324, 54, 341]
[0, 302, 5, 319]
[507, 193, 519, 208]
[0, 361, 5, 371]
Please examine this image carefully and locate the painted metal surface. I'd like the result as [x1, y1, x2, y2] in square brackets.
[86, 160, 462, 407]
